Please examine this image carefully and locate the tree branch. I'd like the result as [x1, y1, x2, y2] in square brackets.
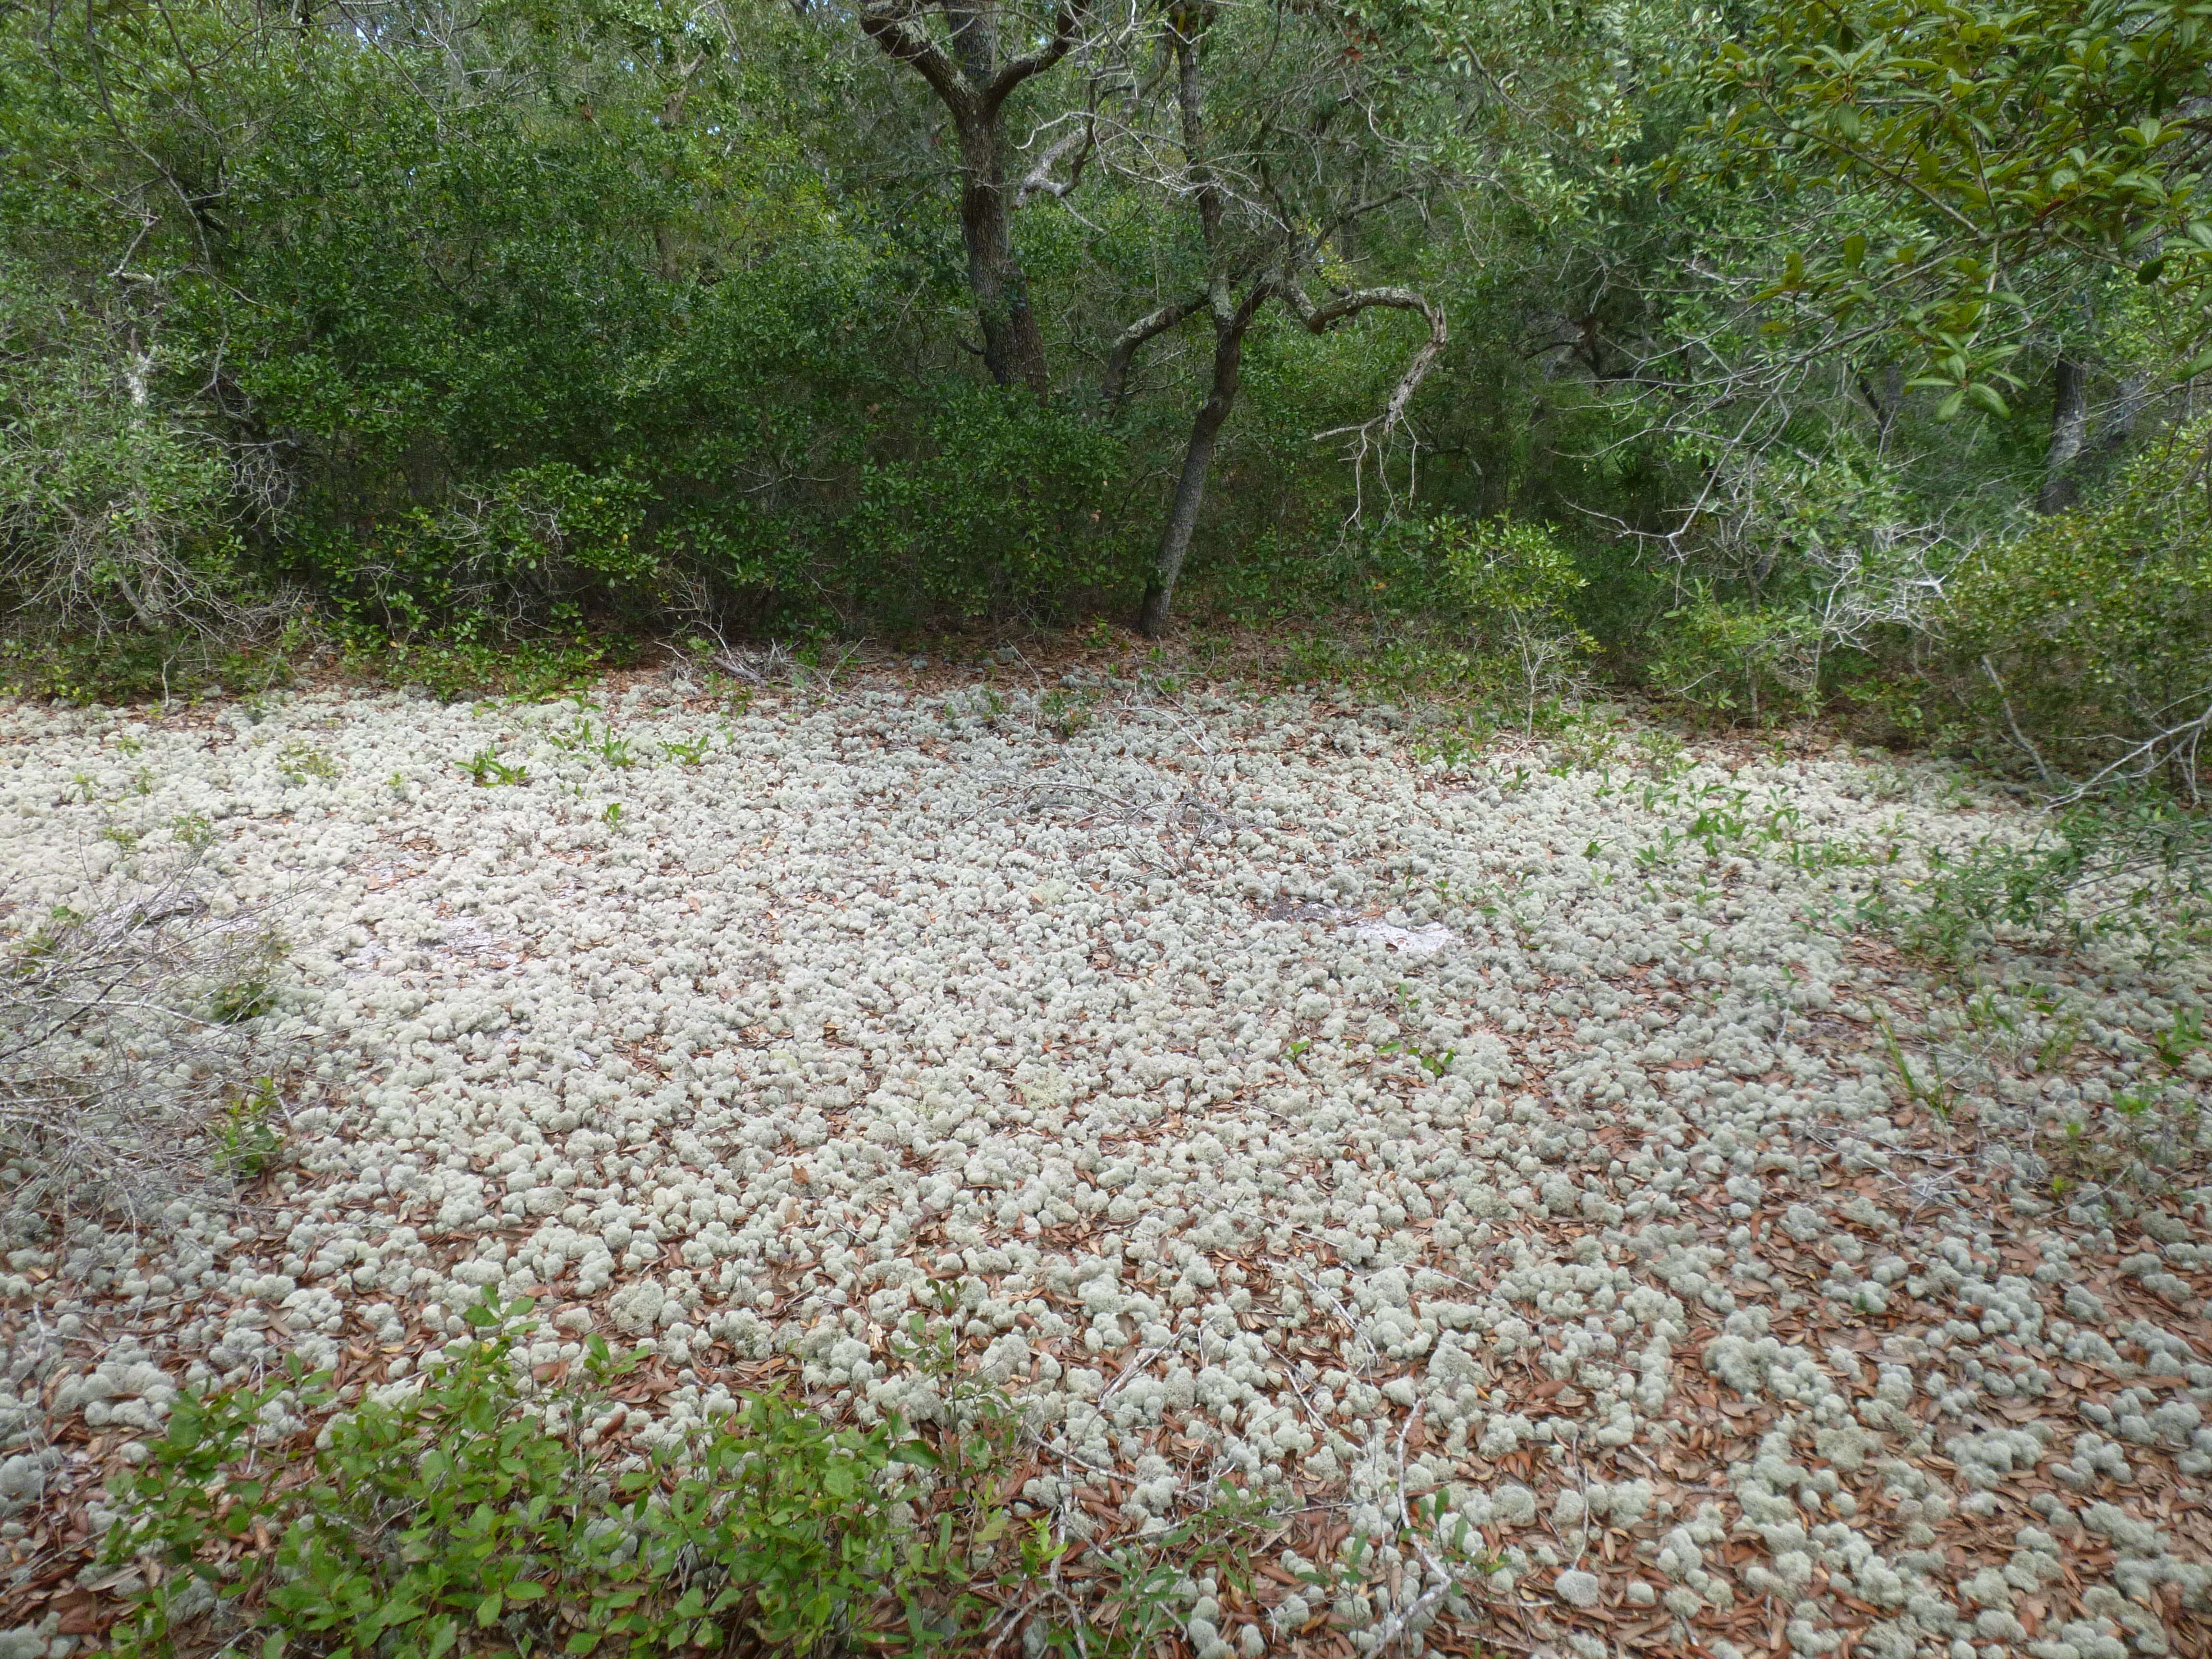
[1279, 283, 1449, 436]
[857, 1, 974, 115]
[1015, 112, 1095, 206]
[1103, 293, 1207, 406]
[983, 0, 1085, 118]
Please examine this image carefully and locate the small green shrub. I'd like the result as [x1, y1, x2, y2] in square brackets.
[1947, 422, 2212, 789]
[1372, 514, 1598, 733]
[1038, 686, 1099, 739]
[277, 739, 341, 784]
[98, 1296, 1352, 1659]
[1866, 788, 2212, 966]
[460, 748, 529, 789]
[205, 932, 289, 1025]
[211, 1076, 287, 1181]
[1646, 587, 1819, 725]
[347, 638, 613, 705]
[102, 1300, 944, 1657]
[0, 632, 295, 707]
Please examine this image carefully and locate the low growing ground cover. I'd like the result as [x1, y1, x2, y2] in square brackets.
[1, 661, 2209, 1656]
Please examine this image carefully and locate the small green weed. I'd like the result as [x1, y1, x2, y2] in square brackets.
[461, 748, 529, 788]
[1378, 1039, 1456, 1078]
[277, 738, 341, 784]
[2154, 1006, 2206, 1070]
[1875, 1013, 1956, 1120]
[550, 713, 637, 769]
[207, 932, 289, 1024]
[941, 686, 1008, 732]
[349, 637, 608, 704]
[212, 1077, 287, 1181]
[658, 733, 710, 766]
[1411, 721, 1492, 773]
[2035, 1014, 2083, 1074]
[1039, 686, 1098, 740]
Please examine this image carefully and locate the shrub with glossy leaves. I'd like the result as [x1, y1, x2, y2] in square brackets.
[97, 1293, 1327, 1659]
[1947, 422, 2212, 790]
[102, 1298, 950, 1656]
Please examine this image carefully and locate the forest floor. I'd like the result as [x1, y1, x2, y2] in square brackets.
[2, 650, 2210, 1658]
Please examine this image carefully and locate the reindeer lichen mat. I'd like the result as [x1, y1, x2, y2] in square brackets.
[3, 673, 2208, 1654]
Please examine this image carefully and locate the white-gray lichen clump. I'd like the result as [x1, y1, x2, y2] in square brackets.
[2, 670, 2208, 1658]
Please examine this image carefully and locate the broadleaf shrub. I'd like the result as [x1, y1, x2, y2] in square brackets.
[1864, 788, 2212, 967]
[1423, 514, 1598, 733]
[96, 1295, 1361, 1658]
[1946, 422, 2212, 792]
[104, 1305, 948, 1656]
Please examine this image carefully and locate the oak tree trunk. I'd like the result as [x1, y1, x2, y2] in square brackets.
[1138, 310, 1247, 637]
[2037, 356, 2089, 514]
[955, 115, 1051, 397]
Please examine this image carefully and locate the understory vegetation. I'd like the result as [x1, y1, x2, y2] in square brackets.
[96, 1293, 1472, 1659]
[0, 0, 2205, 796]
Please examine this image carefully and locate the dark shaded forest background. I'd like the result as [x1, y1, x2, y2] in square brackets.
[2, 0, 2208, 794]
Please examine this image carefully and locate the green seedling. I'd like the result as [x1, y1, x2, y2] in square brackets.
[1875, 1013, 1955, 1121]
[214, 1077, 287, 1180]
[659, 734, 711, 766]
[2113, 1085, 2164, 1120]
[1636, 826, 1683, 870]
[278, 738, 340, 784]
[2154, 1006, 2206, 1070]
[1038, 687, 1098, 740]
[461, 748, 528, 788]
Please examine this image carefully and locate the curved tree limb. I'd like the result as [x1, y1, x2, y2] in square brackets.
[1103, 292, 1207, 406]
[1279, 282, 1449, 437]
[984, 0, 1086, 117]
[1016, 111, 1098, 206]
[856, 2, 974, 114]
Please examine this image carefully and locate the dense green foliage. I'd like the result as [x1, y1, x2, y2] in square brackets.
[0, 0, 2206, 792]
